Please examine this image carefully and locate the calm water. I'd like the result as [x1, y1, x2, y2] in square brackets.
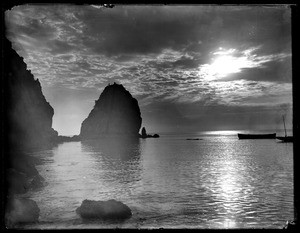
[19, 131, 293, 229]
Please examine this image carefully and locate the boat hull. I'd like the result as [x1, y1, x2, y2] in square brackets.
[276, 136, 293, 142]
[238, 133, 276, 139]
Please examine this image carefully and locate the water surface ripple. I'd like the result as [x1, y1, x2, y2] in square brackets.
[21, 132, 293, 229]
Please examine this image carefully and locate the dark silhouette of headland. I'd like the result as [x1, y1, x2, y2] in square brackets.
[4, 37, 57, 226]
[5, 38, 58, 150]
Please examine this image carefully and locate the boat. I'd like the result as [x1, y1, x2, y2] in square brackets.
[276, 136, 293, 142]
[276, 116, 293, 143]
[238, 133, 276, 139]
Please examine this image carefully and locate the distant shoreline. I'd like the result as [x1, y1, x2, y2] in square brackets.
[57, 129, 293, 138]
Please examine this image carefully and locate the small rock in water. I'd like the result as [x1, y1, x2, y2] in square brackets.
[5, 197, 40, 227]
[76, 199, 132, 220]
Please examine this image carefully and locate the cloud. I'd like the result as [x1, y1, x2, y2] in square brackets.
[6, 5, 291, 57]
[5, 5, 292, 134]
[226, 58, 292, 82]
[49, 40, 76, 54]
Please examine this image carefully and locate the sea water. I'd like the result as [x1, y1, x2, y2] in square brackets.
[18, 131, 293, 229]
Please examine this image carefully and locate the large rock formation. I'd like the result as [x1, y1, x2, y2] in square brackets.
[3, 37, 57, 227]
[4, 37, 58, 149]
[80, 83, 142, 139]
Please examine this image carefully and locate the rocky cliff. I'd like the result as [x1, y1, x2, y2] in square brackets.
[4, 38, 58, 149]
[3, 37, 59, 225]
[80, 83, 142, 138]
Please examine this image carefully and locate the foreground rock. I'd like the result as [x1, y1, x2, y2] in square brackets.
[7, 169, 46, 195]
[76, 199, 132, 220]
[5, 198, 40, 227]
[29, 174, 46, 190]
[7, 169, 30, 195]
[7, 151, 47, 195]
[80, 83, 142, 139]
[9, 153, 39, 178]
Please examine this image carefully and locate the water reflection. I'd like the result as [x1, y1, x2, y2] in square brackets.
[28, 138, 142, 223]
[23, 134, 293, 229]
[202, 136, 294, 228]
[203, 136, 261, 227]
[80, 137, 142, 196]
[81, 137, 141, 161]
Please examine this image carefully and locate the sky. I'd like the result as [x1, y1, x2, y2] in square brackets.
[5, 4, 292, 135]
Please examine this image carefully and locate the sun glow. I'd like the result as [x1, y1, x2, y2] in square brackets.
[210, 55, 241, 76]
[199, 48, 255, 80]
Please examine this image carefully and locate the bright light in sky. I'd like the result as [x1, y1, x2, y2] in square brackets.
[210, 55, 242, 76]
[199, 48, 256, 80]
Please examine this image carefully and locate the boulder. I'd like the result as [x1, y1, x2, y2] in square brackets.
[76, 199, 132, 220]
[29, 174, 46, 190]
[10, 154, 39, 178]
[5, 197, 40, 227]
[7, 169, 30, 195]
[80, 83, 142, 139]
[6, 168, 46, 195]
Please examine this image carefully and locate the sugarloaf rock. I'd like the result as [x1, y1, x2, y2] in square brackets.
[80, 83, 142, 139]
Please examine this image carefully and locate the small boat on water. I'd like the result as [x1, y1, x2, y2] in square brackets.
[238, 133, 276, 139]
[276, 136, 293, 142]
[276, 116, 293, 143]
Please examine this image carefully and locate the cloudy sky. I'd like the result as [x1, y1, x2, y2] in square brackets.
[5, 4, 292, 135]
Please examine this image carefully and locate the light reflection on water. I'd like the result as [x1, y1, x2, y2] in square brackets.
[22, 133, 293, 229]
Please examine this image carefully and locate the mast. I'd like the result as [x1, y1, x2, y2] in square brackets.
[282, 115, 287, 137]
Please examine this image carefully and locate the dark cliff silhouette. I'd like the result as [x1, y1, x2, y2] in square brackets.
[4, 38, 58, 150]
[3, 37, 58, 226]
[80, 83, 142, 139]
